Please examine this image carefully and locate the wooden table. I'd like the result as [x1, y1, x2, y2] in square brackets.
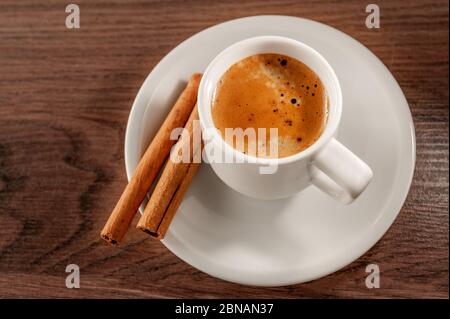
[0, 0, 448, 298]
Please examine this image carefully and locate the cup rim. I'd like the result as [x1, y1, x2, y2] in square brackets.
[198, 35, 342, 165]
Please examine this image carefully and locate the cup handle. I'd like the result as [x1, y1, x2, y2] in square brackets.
[310, 138, 373, 204]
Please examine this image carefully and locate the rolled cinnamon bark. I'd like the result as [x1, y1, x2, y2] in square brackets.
[101, 73, 202, 245]
[154, 160, 202, 239]
[137, 105, 202, 239]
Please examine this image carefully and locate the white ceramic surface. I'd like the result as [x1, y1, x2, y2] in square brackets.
[198, 35, 373, 202]
[125, 16, 416, 286]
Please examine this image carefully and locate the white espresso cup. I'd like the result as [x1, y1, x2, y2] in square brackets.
[198, 36, 373, 203]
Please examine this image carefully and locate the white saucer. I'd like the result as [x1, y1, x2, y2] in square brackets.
[125, 16, 416, 286]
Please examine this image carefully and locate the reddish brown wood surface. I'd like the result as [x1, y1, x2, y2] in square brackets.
[0, 0, 448, 298]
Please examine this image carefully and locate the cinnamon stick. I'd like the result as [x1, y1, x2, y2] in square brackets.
[101, 73, 202, 245]
[137, 105, 202, 239]
[155, 160, 202, 239]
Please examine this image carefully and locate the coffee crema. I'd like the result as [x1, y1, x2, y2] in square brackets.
[212, 53, 328, 158]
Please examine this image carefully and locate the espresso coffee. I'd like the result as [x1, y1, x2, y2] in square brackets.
[212, 53, 327, 158]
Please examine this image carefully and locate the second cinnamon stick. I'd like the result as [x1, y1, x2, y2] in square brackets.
[137, 105, 202, 239]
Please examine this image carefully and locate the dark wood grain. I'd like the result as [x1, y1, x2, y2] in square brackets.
[0, 0, 448, 298]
